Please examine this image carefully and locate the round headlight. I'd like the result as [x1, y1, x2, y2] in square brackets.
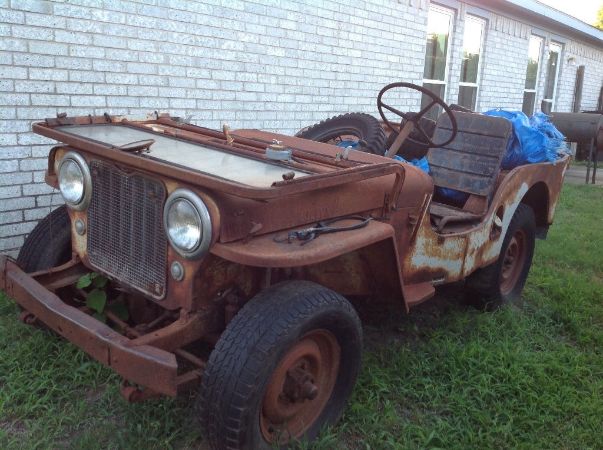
[59, 159, 84, 204]
[164, 189, 212, 259]
[167, 199, 202, 251]
[58, 152, 91, 210]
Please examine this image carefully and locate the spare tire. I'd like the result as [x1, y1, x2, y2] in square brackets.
[296, 113, 386, 155]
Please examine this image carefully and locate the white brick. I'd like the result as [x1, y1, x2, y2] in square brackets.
[0, 235, 25, 251]
[0, 120, 30, 132]
[24, 11, 65, 28]
[55, 56, 92, 70]
[15, 80, 54, 93]
[0, 221, 37, 238]
[0, 79, 13, 91]
[70, 95, 107, 107]
[0, 210, 22, 225]
[93, 84, 127, 96]
[106, 73, 138, 84]
[93, 34, 127, 49]
[31, 94, 70, 106]
[0, 185, 21, 199]
[106, 48, 138, 62]
[69, 71, 105, 83]
[54, 30, 93, 45]
[17, 107, 57, 119]
[29, 68, 69, 81]
[22, 183, 53, 196]
[56, 82, 93, 95]
[12, 24, 53, 40]
[0, 106, 17, 119]
[0, 196, 35, 211]
[69, 45, 105, 58]
[0, 171, 32, 186]
[28, 41, 68, 56]
[23, 206, 50, 221]
[0, 134, 17, 145]
[19, 158, 47, 171]
[0, 9, 25, 24]
[126, 62, 156, 74]
[0, 38, 27, 52]
[17, 133, 55, 146]
[13, 53, 54, 67]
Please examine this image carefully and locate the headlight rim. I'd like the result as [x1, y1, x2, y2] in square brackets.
[58, 151, 91, 211]
[164, 189, 212, 259]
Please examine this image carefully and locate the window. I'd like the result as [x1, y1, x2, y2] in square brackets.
[458, 15, 485, 111]
[522, 35, 543, 115]
[422, 6, 454, 120]
[541, 42, 562, 113]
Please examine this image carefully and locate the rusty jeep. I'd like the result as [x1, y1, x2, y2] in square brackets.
[0, 82, 568, 449]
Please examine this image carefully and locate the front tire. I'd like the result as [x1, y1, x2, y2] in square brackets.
[198, 281, 362, 450]
[17, 205, 72, 273]
[466, 204, 536, 309]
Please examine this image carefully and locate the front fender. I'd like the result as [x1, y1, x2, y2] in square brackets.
[211, 219, 396, 268]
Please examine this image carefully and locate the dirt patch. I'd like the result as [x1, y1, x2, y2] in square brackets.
[0, 418, 27, 437]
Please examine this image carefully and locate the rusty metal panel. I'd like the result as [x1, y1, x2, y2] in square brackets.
[428, 112, 512, 196]
[0, 257, 178, 396]
[88, 160, 167, 299]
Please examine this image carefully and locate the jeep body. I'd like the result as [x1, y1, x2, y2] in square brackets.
[0, 107, 568, 449]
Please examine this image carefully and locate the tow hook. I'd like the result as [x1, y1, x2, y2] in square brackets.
[120, 380, 162, 403]
[19, 309, 38, 325]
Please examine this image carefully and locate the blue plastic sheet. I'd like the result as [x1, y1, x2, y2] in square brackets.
[483, 109, 566, 169]
[336, 139, 360, 149]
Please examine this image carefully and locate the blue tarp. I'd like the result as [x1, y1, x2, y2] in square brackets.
[483, 110, 566, 169]
[343, 111, 566, 203]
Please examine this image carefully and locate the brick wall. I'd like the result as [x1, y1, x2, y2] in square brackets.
[478, 13, 531, 111]
[0, 0, 602, 258]
[0, 0, 430, 257]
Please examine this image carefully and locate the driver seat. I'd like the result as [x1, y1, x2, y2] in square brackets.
[427, 111, 512, 232]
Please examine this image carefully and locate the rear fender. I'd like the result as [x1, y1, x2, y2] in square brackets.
[403, 156, 569, 285]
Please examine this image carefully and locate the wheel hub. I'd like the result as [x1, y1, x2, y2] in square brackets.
[260, 329, 340, 444]
[500, 229, 527, 295]
[282, 364, 319, 402]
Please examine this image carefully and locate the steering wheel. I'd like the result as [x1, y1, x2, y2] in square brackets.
[377, 82, 458, 151]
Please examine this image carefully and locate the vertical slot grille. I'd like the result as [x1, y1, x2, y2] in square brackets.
[88, 160, 167, 299]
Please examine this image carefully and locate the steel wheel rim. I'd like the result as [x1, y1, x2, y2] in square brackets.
[500, 229, 527, 295]
[260, 329, 341, 444]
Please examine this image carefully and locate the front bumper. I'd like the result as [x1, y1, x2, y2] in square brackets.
[0, 255, 178, 396]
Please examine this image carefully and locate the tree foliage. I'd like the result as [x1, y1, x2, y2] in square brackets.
[596, 5, 603, 30]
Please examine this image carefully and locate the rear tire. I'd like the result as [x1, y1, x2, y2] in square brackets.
[198, 281, 362, 450]
[17, 205, 71, 273]
[466, 204, 536, 310]
[296, 113, 386, 155]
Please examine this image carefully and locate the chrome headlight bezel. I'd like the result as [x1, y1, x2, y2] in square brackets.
[163, 189, 212, 259]
[58, 151, 91, 211]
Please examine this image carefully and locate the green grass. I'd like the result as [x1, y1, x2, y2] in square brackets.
[1, 184, 602, 449]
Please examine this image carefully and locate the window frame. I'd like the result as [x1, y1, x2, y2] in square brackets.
[422, 4, 455, 103]
[542, 41, 563, 112]
[522, 35, 544, 116]
[458, 14, 486, 110]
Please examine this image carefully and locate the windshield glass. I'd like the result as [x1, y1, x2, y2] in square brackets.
[57, 124, 309, 188]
